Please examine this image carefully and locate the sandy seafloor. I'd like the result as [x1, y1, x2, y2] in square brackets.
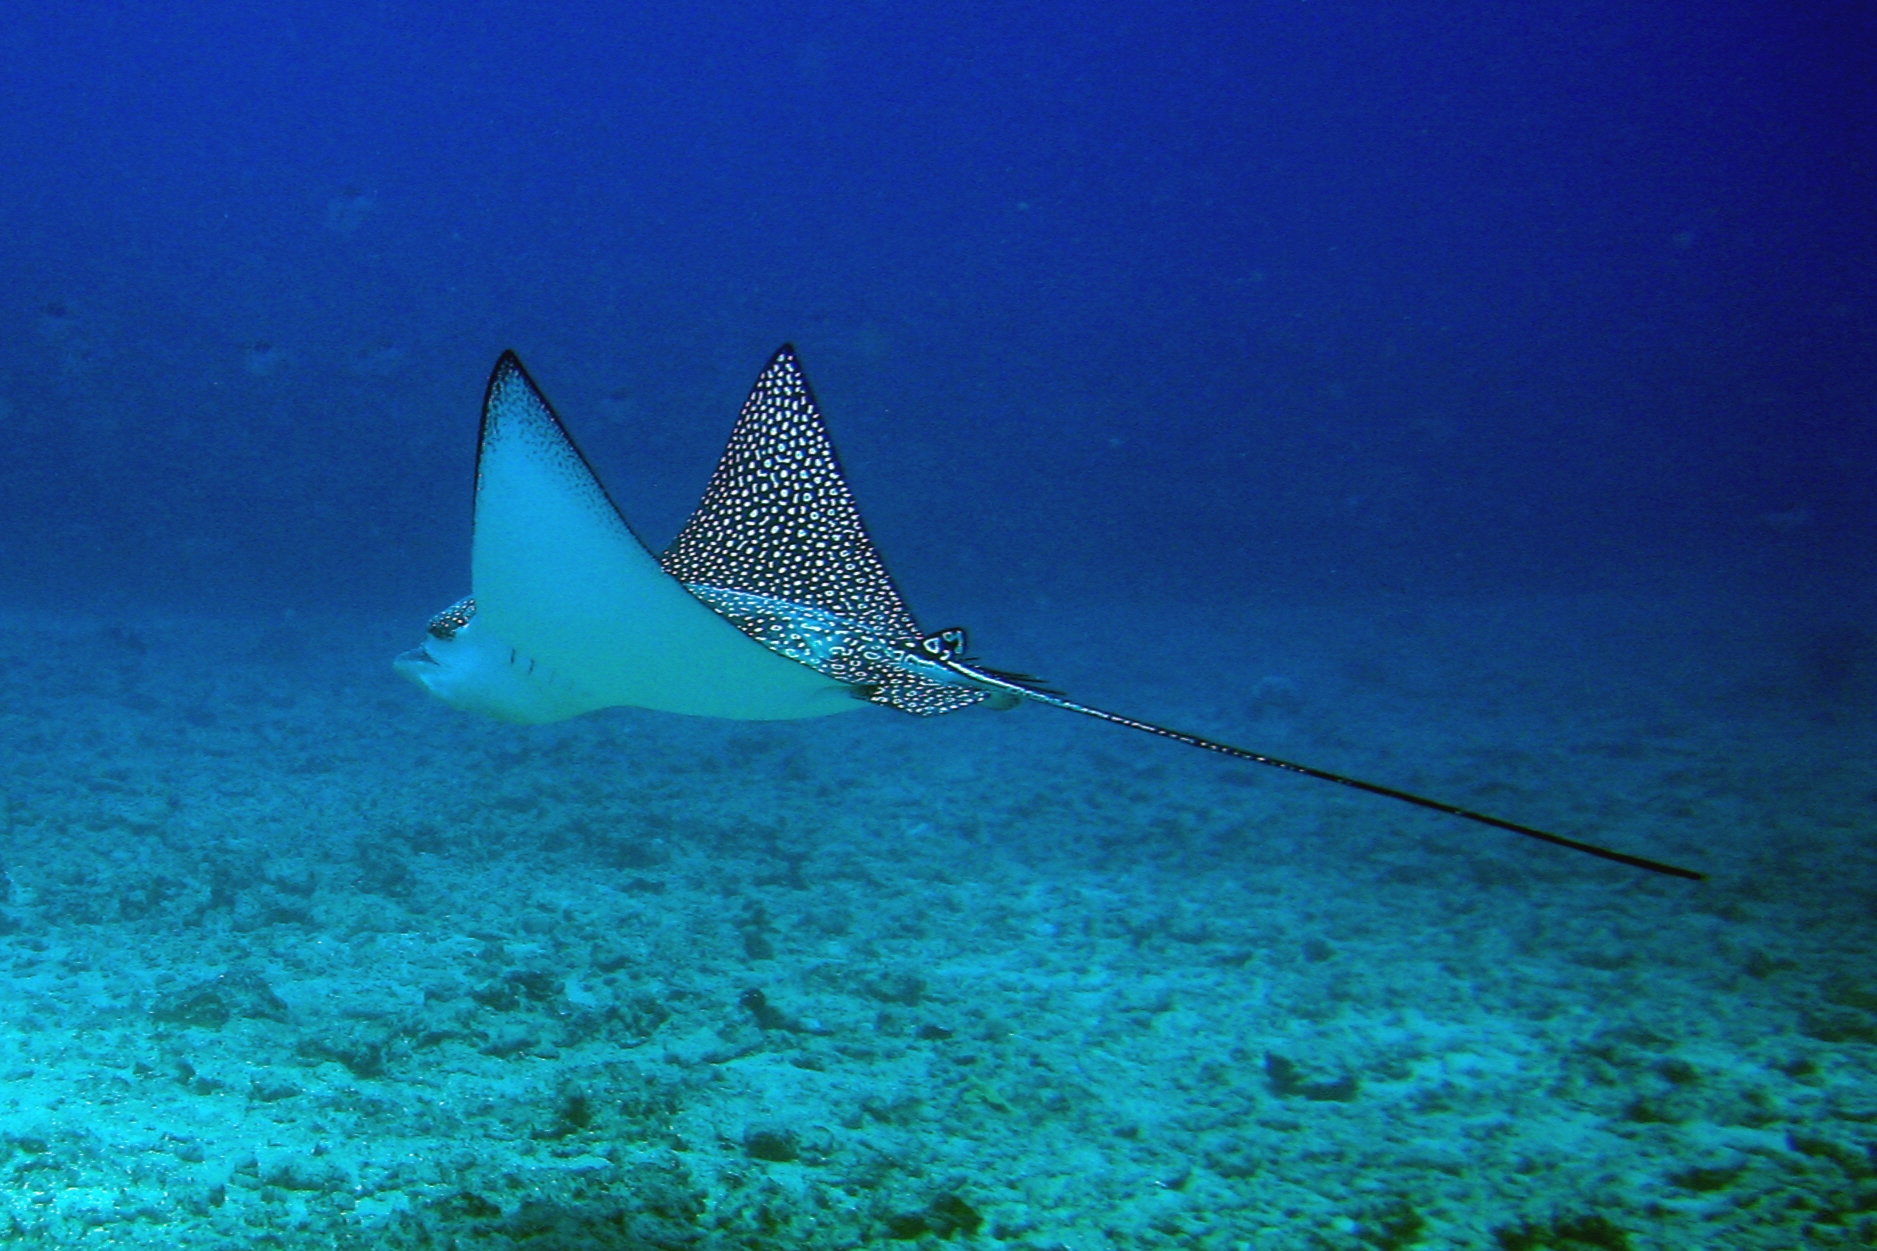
[0, 590, 1871, 1250]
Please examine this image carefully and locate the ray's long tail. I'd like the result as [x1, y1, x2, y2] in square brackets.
[921, 636, 1704, 881]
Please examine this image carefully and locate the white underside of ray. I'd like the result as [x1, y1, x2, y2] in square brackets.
[402, 359, 862, 725]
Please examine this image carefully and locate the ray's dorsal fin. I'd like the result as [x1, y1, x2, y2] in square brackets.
[662, 345, 922, 644]
[394, 352, 863, 724]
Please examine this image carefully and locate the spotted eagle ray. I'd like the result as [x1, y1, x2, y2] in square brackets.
[398, 348, 1702, 881]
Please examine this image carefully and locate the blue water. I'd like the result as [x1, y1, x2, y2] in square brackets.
[0, 3, 1871, 1248]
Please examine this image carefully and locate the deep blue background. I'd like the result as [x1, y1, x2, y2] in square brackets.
[0, 0, 1870, 626]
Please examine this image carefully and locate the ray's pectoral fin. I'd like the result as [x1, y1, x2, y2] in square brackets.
[658, 345, 995, 718]
[396, 352, 864, 725]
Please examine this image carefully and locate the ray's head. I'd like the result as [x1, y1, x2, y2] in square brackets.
[395, 596, 594, 724]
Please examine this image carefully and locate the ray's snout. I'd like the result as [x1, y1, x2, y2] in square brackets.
[393, 644, 440, 684]
[395, 644, 455, 709]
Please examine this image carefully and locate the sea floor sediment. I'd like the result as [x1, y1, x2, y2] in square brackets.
[0, 596, 1868, 1249]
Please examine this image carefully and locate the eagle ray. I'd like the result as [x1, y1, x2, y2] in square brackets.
[399, 346, 1704, 881]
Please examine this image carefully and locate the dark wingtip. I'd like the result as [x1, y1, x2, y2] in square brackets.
[486, 350, 533, 402]
[472, 348, 639, 542]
